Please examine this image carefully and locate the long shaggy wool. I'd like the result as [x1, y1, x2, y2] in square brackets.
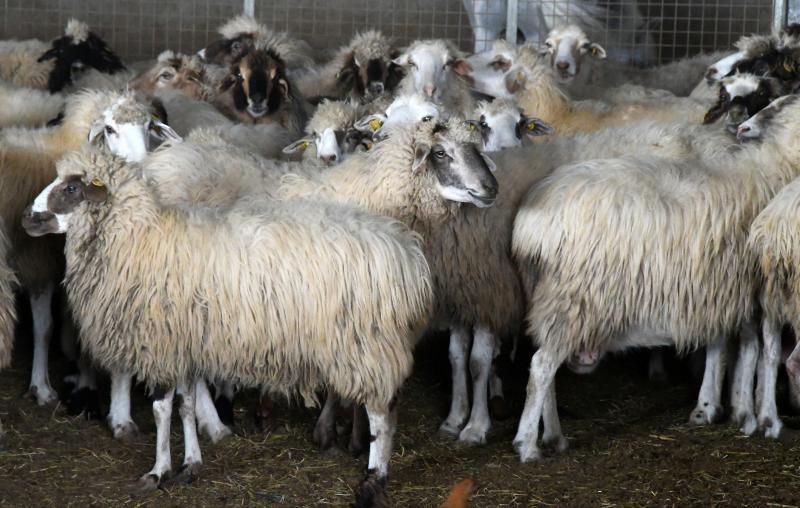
[59, 146, 432, 407]
[0, 223, 16, 369]
[0, 39, 52, 89]
[217, 15, 316, 69]
[748, 176, 800, 329]
[279, 120, 522, 337]
[512, 98, 800, 360]
[0, 81, 64, 128]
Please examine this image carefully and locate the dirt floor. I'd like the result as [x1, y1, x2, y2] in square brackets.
[1, 320, 800, 507]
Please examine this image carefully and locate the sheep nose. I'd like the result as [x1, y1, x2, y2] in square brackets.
[368, 82, 384, 95]
[423, 84, 436, 97]
[737, 125, 751, 138]
[320, 154, 337, 163]
[556, 61, 570, 71]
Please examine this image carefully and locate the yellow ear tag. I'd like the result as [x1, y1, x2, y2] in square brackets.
[516, 71, 525, 82]
[468, 122, 476, 131]
[368, 118, 384, 131]
[364, 140, 373, 150]
[300, 141, 310, 151]
[526, 121, 537, 131]
[591, 47, 598, 56]
[91, 178, 105, 188]
[784, 60, 795, 73]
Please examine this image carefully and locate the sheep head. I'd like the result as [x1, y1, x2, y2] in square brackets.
[703, 73, 787, 133]
[223, 46, 290, 119]
[541, 25, 606, 83]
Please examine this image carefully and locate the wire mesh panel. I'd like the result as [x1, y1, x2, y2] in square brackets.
[0, 1, 781, 64]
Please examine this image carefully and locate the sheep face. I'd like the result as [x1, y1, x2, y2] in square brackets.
[703, 74, 786, 133]
[466, 44, 516, 99]
[38, 21, 126, 93]
[415, 124, 498, 208]
[705, 51, 747, 83]
[88, 96, 181, 163]
[473, 106, 553, 152]
[23, 175, 109, 237]
[339, 53, 403, 100]
[737, 94, 799, 142]
[225, 48, 289, 119]
[393, 42, 471, 102]
[130, 54, 206, 99]
[200, 34, 254, 66]
[283, 128, 367, 164]
[356, 95, 440, 141]
[541, 25, 607, 83]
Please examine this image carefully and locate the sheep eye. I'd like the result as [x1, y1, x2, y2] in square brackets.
[231, 41, 242, 52]
[65, 184, 78, 194]
[421, 115, 433, 122]
[479, 120, 489, 129]
[159, 71, 174, 80]
[434, 150, 446, 159]
[545, 41, 553, 48]
[408, 60, 417, 69]
[104, 125, 116, 136]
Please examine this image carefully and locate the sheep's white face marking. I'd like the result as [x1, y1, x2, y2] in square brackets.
[479, 110, 523, 152]
[722, 73, 760, 99]
[90, 107, 182, 163]
[706, 51, 746, 82]
[466, 44, 516, 98]
[395, 44, 472, 103]
[543, 26, 607, 82]
[30, 178, 71, 233]
[737, 95, 797, 142]
[315, 128, 342, 163]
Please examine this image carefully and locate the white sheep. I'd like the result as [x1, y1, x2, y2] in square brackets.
[472, 98, 553, 151]
[282, 99, 367, 164]
[508, 90, 800, 463]
[393, 40, 475, 116]
[541, 24, 729, 99]
[0, 221, 17, 449]
[354, 94, 441, 142]
[25, 144, 433, 498]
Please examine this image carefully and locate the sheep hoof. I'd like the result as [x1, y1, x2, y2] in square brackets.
[458, 424, 488, 445]
[111, 420, 140, 441]
[732, 411, 757, 436]
[66, 387, 102, 420]
[514, 439, 542, 463]
[759, 417, 783, 439]
[543, 435, 569, 453]
[354, 473, 389, 508]
[28, 385, 58, 406]
[164, 462, 201, 486]
[437, 420, 463, 439]
[200, 422, 232, 444]
[489, 396, 512, 421]
[130, 473, 161, 495]
[312, 423, 337, 451]
[688, 404, 720, 426]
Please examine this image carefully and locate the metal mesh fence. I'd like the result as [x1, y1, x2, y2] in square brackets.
[0, 0, 783, 65]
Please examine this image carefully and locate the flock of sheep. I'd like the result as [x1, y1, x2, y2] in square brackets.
[2, 10, 800, 506]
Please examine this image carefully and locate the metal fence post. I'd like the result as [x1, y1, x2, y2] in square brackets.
[506, 0, 519, 45]
[244, 0, 255, 17]
[774, 0, 788, 32]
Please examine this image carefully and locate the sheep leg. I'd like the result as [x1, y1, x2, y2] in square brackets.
[648, 348, 668, 384]
[689, 339, 727, 425]
[730, 323, 759, 435]
[212, 380, 235, 426]
[166, 381, 202, 485]
[29, 283, 57, 405]
[458, 326, 495, 444]
[133, 386, 175, 493]
[513, 348, 560, 463]
[313, 391, 339, 450]
[541, 380, 568, 452]
[439, 325, 471, 437]
[349, 403, 370, 457]
[786, 341, 800, 411]
[365, 402, 397, 478]
[108, 370, 138, 440]
[757, 318, 783, 439]
[66, 354, 101, 420]
[194, 379, 232, 444]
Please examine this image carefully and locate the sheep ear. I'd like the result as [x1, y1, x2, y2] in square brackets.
[448, 58, 473, 76]
[282, 138, 313, 154]
[392, 53, 409, 67]
[150, 120, 183, 143]
[703, 98, 728, 124]
[505, 68, 527, 94]
[88, 120, 105, 145]
[278, 78, 290, 98]
[84, 178, 109, 203]
[354, 114, 386, 133]
[520, 117, 554, 136]
[411, 143, 431, 173]
[588, 43, 607, 59]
